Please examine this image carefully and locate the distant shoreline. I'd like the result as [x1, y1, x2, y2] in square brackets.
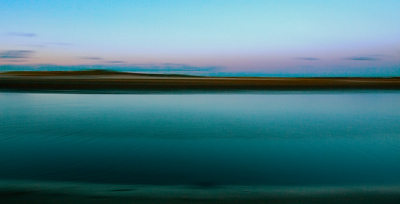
[1, 70, 400, 91]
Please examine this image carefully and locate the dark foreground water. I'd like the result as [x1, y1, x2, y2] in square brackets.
[1, 91, 400, 202]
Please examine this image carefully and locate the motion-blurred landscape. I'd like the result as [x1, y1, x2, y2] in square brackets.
[1, 1, 400, 203]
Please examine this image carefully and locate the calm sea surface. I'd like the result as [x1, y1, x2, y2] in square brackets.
[1, 91, 400, 186]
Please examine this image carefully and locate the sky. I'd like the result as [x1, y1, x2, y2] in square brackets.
[1, 0, 400, 76]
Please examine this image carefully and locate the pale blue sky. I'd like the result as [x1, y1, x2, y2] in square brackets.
[1, 0, 399, 76]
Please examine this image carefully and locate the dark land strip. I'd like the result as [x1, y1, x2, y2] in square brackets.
[1, 70, 400, 91]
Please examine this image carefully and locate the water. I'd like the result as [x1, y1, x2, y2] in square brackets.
[1, 91, 400, 187]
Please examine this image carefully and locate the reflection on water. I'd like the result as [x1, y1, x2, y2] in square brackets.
[1, 91, 400, 186]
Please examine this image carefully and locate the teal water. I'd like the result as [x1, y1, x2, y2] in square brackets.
[1, 91, 400, 186]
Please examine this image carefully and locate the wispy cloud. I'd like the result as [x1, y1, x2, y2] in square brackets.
[6, 32, 37, 37]
[345, 56, 379, 61]
[0, 50, 35, 59]
[296, 57, 320, 61]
